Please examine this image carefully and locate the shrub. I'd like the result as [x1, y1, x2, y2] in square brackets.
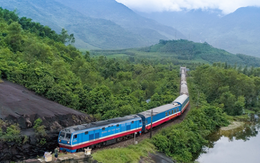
[0, 124, 21, 143]
[33, 118, 47, 137]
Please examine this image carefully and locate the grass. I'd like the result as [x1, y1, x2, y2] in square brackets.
[92, 139, 156, 163]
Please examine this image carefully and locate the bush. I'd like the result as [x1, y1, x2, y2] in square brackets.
[33, 118, 47, 137]
[0, 124, 21, 143]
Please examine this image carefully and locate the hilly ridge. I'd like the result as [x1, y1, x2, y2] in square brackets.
[92, 39, 260, 67]
[0, 0, 185, 50]
[138, 7, 260, 57]
[0, 0, 143, 49]
[55, 0, 185, 40]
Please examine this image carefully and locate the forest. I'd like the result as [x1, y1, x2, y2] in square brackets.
[1, 8, 260, 162]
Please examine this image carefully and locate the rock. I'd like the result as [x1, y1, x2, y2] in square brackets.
[0, 81, 95, 162]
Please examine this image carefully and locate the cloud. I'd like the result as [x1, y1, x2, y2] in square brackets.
[116, 0, 260, 14]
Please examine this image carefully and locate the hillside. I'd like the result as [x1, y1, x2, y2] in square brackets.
[0, 0, 185, 50]
[203, 7, 260, 57]
[91, 40, 260, 67]
[138, 7, 260, 57]
[54, 0, 185, 40]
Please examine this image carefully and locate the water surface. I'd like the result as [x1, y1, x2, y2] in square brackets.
[196, 114, 260, 163]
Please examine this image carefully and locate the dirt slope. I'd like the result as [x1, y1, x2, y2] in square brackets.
[0, 80, 86, 119]
[0, 81, 93, 161]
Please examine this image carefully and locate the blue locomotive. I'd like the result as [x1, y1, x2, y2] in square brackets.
[58, 67, 189, 152]
[59, 115, 142, 152]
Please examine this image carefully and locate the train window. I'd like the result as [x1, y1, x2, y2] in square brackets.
[74, 135, 77, 139]
[139, 120, 141, 123]
[172, 110, 173, 114]
[116, 124, 119, 127]
[131, 121, 134, 124]
[102, 127, 105, 130]
[85, 131, 88, 135]
[165, 112, 167, 116]
[169, 111, 171, 115]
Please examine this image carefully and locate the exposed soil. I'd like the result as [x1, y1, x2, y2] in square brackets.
[0, 81, 90, 129]
[0, 81, 93, 161]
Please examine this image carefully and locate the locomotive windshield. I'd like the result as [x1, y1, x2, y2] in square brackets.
[60, 132, 65, 138]
[65, 133, 71, 139]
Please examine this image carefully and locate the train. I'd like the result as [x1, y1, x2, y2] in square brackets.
[58, 67, 189, 153]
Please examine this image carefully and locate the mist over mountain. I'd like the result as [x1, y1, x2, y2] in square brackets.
[138, 7, 260, 57]
[54, 0, 185, 40]
[0, 0, 185, 50]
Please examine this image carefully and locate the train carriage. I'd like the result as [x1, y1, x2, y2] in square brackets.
[58, 115, 142, 152]
[137, 103, 182, 132]
[180, 82, 189, 95]
[173, 94, 189, 113]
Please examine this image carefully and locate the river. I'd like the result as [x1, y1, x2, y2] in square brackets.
[196, 114, 260, 163]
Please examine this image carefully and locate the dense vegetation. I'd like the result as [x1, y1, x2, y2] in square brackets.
[91, 39, 260, 67]
[0, 8, 180, 121]
[192, 65, 260, 115]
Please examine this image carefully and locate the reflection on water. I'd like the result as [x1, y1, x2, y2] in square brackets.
[196, 114, 260, 163]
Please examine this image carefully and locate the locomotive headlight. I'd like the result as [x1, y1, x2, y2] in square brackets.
[67, 141, 69, 144]
[59, 139, 61, 142]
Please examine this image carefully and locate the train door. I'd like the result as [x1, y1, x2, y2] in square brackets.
[115, 124, 120, 134]
[83, 131, 88, 142]
[72, 134, 79, 145]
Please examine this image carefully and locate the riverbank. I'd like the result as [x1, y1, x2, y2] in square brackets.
[196, 113, 260, 163]
[221, 121, 244, 131]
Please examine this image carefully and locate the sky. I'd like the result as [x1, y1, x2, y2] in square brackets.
[116, 0, 260, 14]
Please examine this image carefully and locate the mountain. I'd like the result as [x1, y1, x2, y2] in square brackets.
[137, 9, 221, 42]
[0, 0, 185, 50]
[138, 7, 260, 57]
[203, 7, 260, 57]
[54, 0, 185, 40]
[92, 39, 260, 67]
